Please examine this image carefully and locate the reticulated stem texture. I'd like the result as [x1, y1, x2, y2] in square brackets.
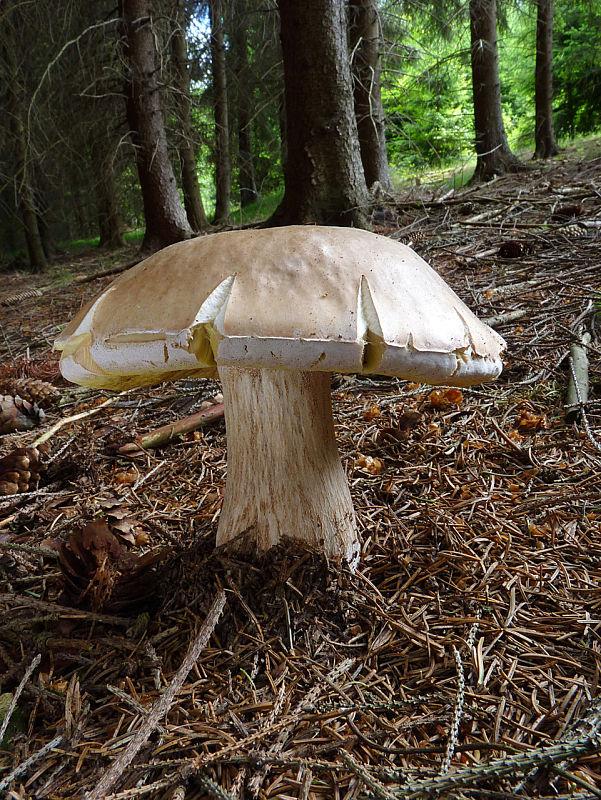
[217, 366, 359, 567]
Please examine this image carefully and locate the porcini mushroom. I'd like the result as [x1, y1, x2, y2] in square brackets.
[55, 226, 505, 568]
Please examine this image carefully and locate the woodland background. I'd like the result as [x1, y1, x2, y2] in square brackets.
[1, 0, 601, 267]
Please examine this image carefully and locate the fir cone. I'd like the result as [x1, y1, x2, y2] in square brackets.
[0, 444, 48, 495]
[0, 395, 45, 435]
[59, 521, 165, 614]
[395, 230, 427, 246]
[0, 288, 44, 307]
[0, 378, 60, 409]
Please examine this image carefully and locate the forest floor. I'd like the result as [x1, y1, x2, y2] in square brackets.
[0, 142, 600, 799]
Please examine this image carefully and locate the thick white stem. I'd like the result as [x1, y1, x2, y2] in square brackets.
[216, 366, 359, 566]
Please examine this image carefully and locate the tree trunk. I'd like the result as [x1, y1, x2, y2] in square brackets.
[271, 0, 370, 228]
[469, 0, 525, 181]
[232, 0, 259, 207]
[209, 0, 232, 225]
[349, 0, 392, 193]
[92, 135, 126, 249]
[121, 0, 192, 251]
[171, 3, 209, 231]
[3, 19, 47, 272]
[34, 183, 57, 261]
[533, 0, 559, 159]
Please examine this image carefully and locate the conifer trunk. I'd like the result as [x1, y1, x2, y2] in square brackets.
[271, 0, 369, 228]
[233, 0, 259, 207]
[171, 3, 209, 231]
[121, 0, 192, 251]
[3, 18, 47, 272]
[534, 0, 559, 159]
[209, 0, 232, 225]
[469, 0, 525, 180]
[349, 0, 392, 192]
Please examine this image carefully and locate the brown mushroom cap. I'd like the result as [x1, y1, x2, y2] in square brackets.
[55, 226, 505, 389]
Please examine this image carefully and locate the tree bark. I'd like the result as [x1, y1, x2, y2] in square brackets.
[92, 132, 126, 249]
[349, 0, 392, 193]
[271, 0, 370, 228]
[469, 0, 525, 181]
[121, 0, 192, 251]
[171, 2, 209, 231]
[217, 366, 360, 566]
[3, 18, 47, 272]
[34, 183, 56, 261]
[232, 0, 259, 207]
[209, 0, 232, 225]
[533, 0, 559, 159]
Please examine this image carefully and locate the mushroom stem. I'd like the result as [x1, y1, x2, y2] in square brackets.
[216, 366, 359, 566]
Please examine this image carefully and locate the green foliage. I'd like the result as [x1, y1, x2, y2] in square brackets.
[2, 0, 601, 257]
[382, 6, 545, 175]
[384, 67, 474, 172]
[553, 0, 601, 137]
[383, 27, 475, 173]
[230, 190, 283, 225]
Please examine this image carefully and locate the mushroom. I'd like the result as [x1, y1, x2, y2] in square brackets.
[55, 226, 505, 568]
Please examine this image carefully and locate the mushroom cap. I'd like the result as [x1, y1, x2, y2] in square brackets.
[55, 226, 505, 389]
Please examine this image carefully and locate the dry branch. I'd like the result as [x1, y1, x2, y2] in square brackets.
[566, 331, 591, 423]
[397, 695, 601, 798]
[0, 653, 41, 744]
[119, 402, 224, 453]
[32, 390, 132, 446]
[0, 735, 64, 793]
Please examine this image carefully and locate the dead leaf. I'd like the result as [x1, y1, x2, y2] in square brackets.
[515, 409, 549, 431]
[362, 405, 381, 421]
[355, 454, 384, 474]
[428, 388, 463, 409]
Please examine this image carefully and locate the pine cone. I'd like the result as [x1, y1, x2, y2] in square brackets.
[0, 395, 45, 435]
[0, 378, 60, 409]
[396, 230, 427, 247]
[58, 521, 165, 614]
[0, 444, 48, 495]
[0, 287, 44, 307]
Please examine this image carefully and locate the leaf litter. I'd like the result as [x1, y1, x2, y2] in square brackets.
[0, 143, 599, 798]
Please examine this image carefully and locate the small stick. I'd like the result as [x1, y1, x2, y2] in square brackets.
[0, 653, 41, 745]
[32, 390, 132, 447]
[482, 308, 530, 326]
[340, 751, 397, 800]
[119, 403, 224, 453]
[0, 734, 63, 792]
[566, 332, 591, 423]
[0, 540, 58, 558]
[86, 590, 226, 800]
[396, 737, 599, 798]
[0, 593, 134, 627]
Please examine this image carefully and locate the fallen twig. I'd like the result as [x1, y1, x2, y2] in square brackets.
[482, 308, 530, 326]
[119, 402, 224, 454]
[566, 331, 591, 423]
[32, 390, 132, 446]
[0, 259, 139, 308]
[396, 694, 601, 798]
[0, 653, 41, 745]
[0, 734, 63, 792]
[86, 590, 226, 800]
[0, 593, 134, 627]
